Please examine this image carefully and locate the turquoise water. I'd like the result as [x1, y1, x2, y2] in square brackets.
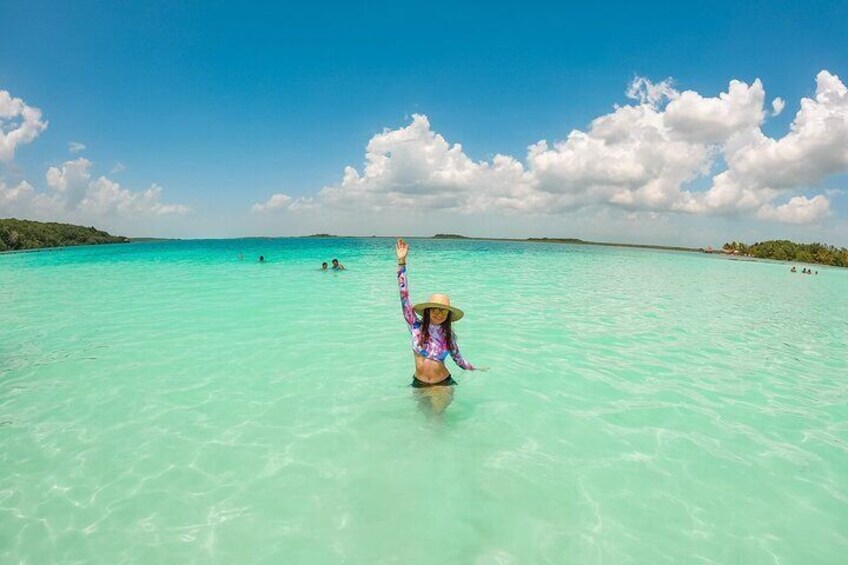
[1, 238, 846, 564]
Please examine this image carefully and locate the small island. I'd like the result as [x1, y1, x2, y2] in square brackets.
[0, 218, 129, 252]
[711, 240, 848, 267]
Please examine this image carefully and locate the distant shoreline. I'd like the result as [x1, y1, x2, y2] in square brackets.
[303, 233, 705, 253]
[131, 233, 707, 253]
[2, 234, 701, 254]
[3, 227, 845, 268]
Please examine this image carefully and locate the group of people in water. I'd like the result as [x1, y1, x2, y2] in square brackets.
[790, 266, 818, 274]
[321, 259, 345, 271]
[238, 253, 345, 269]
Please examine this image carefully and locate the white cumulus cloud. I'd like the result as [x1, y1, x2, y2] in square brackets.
[252, 193, 293, 212]
[626, 77, 679, 106]
[526, 102, 711, 212]
[0, 180, 35, 208]
[723, 71, 848, 189]
[253, 72, 847, 227]
[0, 180, 57, 218]
[756, 194, 831, 224]
[663, 79, 766, 143]
[78, 177, 190, 217]
[0, 90, 48, 162]
[0, 158, 189, 223]
[46, 157, 93, 210]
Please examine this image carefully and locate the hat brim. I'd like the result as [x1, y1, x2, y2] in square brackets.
[413, 302, 464, 321]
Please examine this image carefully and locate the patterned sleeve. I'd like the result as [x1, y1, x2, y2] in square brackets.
[449, 333, 475, 370]
[398, 265, 419, 328]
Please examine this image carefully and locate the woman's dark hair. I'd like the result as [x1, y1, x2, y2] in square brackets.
[418, 309, 453, 351]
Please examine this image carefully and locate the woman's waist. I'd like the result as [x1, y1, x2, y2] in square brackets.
[412, 352, 450, 382]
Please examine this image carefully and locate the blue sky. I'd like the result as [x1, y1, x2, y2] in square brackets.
[1, 0, 847, 245]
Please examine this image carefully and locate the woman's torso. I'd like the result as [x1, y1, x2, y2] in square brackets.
[410, 323, 452, 383]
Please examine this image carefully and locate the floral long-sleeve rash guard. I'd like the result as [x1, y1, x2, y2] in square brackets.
[398, 265, 474, 370]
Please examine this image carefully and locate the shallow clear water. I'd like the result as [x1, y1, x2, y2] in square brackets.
[1, 238, 846, 564]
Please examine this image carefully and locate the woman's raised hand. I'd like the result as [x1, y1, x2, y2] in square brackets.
[396, 238, 409, 263]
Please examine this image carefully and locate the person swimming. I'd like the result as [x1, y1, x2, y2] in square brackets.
[331, 258, 345, 270]
[259, 255, 265, 263]
[395, 238, 486, 414]
[322, 262, 328, 271]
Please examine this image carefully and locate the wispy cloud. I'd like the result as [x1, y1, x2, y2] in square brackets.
[68, 141, 87, 153]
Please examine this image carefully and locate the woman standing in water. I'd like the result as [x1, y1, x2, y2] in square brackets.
[395, 238, 485, 413]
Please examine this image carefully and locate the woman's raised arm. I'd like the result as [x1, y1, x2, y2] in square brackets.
[396, 239, 418, 328]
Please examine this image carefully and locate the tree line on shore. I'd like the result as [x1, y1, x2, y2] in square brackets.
[723, 240, 848, 267]
[0, 218, 129, 252]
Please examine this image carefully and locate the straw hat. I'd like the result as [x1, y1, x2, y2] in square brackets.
[413, 293, 465, 321]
